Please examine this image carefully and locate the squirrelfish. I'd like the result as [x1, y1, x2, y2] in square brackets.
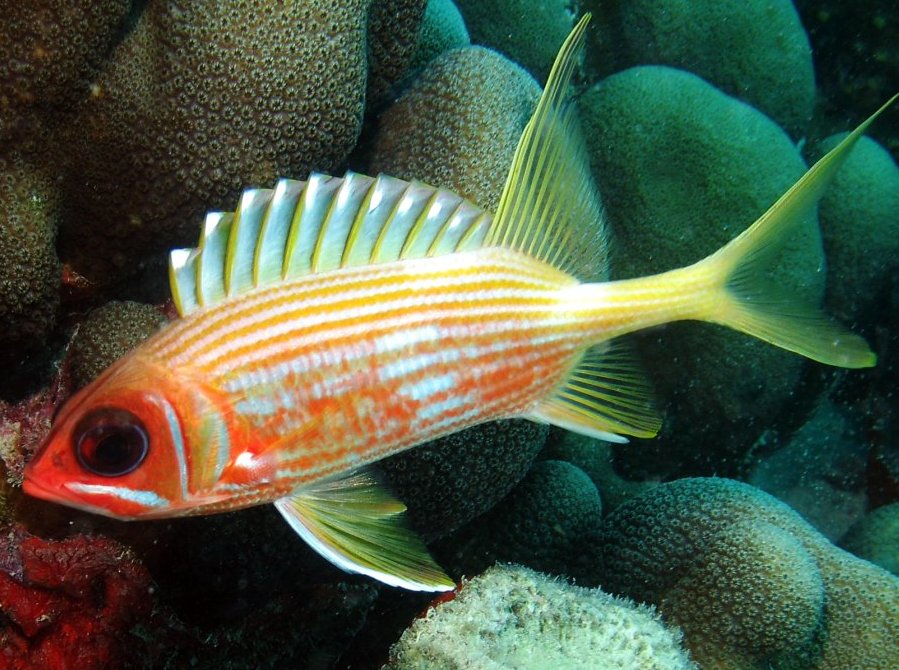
[23, 15, 896, 590]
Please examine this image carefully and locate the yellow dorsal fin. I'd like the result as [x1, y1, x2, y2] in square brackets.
[486, 13, 609, 282]
[168, 172, 493, 316]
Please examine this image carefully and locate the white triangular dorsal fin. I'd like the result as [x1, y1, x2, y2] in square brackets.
[273, 468, 455, 592]
[168, 173, 492, 317]
[486, 13, 609, 282]
[529, 339, 661, 441]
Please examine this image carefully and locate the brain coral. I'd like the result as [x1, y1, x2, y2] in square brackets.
[807, 133, 899, 323]
[367, 45, 540, 212]
[589, 0, 815, 135]
[0, 154, 60, 351]
[602, 477, 899, 669]
[0, 0, 130, 143]
[55, 0, 371, 283]
[68, 300, 167, 389]
[366, 0, 427, 106]
[579, 65, 825, 479]
[380, 419, 548, 541]
[385, 564, 696, 669]
[438, 460, 603, 582]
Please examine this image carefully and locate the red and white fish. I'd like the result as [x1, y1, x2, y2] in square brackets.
[23, 15, 895, 590]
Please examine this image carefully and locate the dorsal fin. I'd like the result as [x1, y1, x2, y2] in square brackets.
[486, 13, 609, 282]
[169, 172, 493, 316]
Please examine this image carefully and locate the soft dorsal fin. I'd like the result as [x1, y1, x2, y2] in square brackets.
[169, 173, 493, 316]
[486, 13, 609, 282]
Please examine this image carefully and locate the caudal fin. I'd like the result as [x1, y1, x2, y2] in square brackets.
[694, 94, 897, 368]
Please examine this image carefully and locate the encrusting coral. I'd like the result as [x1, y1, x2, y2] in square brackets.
[54, 0, 374, 284]
[384, 564, 696, 669]
[602, 478, 899, 669]
[366, 0, 428, 106]
[67, 300, 168, 389]
[0, 524, 154, 670]
[840, 502, 899, 575]
[367, 46, 540, 213]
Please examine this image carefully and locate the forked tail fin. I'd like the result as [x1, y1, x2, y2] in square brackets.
[692, 93, 898, 368]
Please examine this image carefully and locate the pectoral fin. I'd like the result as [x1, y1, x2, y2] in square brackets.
[274, 468, 455, 591]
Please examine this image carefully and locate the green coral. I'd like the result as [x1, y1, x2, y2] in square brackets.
[579, 65, 824, 479]
[808, 133, 899, 323]
[602, 478, 899, 669]
[410, 0, 470, 70]
[68, 300, 167, 389]
[384, 564, 696, 669]
[588, 0, 815, 135]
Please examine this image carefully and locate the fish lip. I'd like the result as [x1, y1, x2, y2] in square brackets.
[22, 476, 120, 518]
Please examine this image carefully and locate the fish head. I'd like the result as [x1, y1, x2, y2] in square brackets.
[23, 354, 203, 519]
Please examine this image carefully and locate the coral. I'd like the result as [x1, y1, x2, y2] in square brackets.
[55, 0, 371, 284]
[579, 65, 825, 479]
[366, 0, 428, 106]
[602, 478, 899, 669]
[0, 153, 60, 351]
[589, 0, 815, 135]
[437, 460, 603, 582]
[807, 133, 899, 323]
[540, 429, 656, 513]
[747, 398, 868, 541]
[452, 0, 581, 82]
[384, 564, 696, 669]
[410, 0, 470, 70]
[67, 300, 168, 389]
[367, 46, 540, 213]
[0, 0, 130, 143]
[840, 502, 899, 575]
[380, 419, 548, 541]
[0, 524, 154, 670]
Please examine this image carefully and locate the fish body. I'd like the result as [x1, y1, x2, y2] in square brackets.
[23, 15, 895, 590]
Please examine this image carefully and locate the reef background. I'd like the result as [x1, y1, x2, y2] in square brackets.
[1, 1, 898, 668]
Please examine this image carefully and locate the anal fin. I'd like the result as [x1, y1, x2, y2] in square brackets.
[529, 340, 661, 442]
[274, 468, 454, 592]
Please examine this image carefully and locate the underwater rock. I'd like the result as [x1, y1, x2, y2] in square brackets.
[0, 524, 154, 670]
[435, 460, 603, 583]
[0, 153, 60, 353]
[0, 0, 130, 144]
[840, 502, 899, 575]
[451, 0, 581, 82]
[580, 65, 825, 479]
[68, 300, 168, 389]
[367, 46, 540, 213]
[603, 477, 899, 670]
[384, 564, 696, 669]
[589, 0, 815, 135]
[409, 0, 470, 71]
[366, 0, 428, 107]
[807, 133, 899, 323]
[380, 419, 548, 541]
[55, 0, 371, 285]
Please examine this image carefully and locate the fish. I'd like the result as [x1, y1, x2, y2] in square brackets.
[22, 14, 897, 591]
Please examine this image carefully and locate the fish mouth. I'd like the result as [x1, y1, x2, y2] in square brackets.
[22, 476, 126, 518]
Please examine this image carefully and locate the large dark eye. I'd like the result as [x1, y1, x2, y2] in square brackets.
[74, 408, 149, 477]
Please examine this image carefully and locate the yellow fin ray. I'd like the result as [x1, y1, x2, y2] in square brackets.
[487, 13, 609, 282]
[273, 469, 454, 592]
[529, 340, 661, 441]
[695, 93, 898, 368]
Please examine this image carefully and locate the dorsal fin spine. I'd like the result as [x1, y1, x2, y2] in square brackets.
[311, 180, 342, 273]
[371, 183, 409, 263]
[341, 177, 378, 268]
[401, 189, 441, 258]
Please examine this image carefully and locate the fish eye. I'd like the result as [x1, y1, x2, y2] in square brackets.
[73, 408, 149, 477]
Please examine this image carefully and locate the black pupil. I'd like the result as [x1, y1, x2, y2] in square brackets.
[75, 408, 148, 477]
